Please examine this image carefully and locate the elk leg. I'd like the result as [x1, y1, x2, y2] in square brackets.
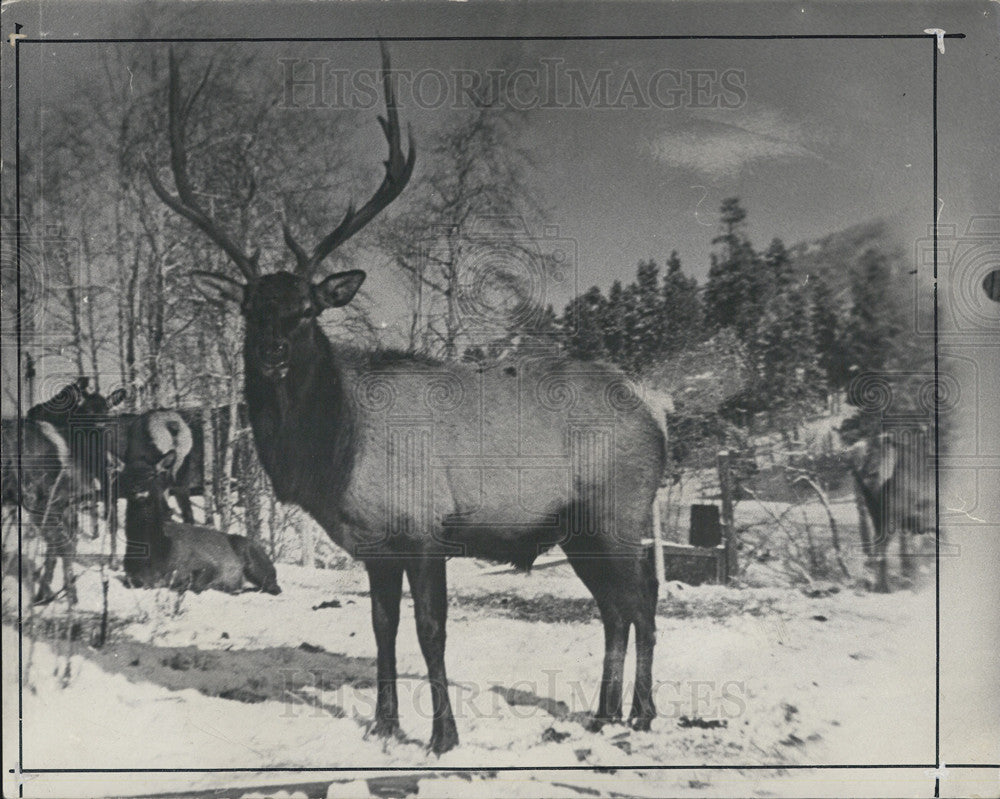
[58, 515, 79, 605]
[629, 557, 658, 730]
[873, 529, 891, 593]
[60, 550, 78, 604]
[174, 489, 196, 525]
[365, 559, 405, 739]
[899, 526, 914, 581]
[564, 552, 630, 727]
[404, 556, 458, 755]
[596, 612, 630, 724]
[35, 544, 57, 605]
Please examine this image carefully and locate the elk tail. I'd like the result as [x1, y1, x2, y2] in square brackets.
[145, 411, 194, 481]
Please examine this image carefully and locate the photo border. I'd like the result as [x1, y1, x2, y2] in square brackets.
[9, 28, 993, 799]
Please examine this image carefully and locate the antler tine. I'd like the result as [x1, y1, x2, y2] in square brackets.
[294, 42, 416, 278]
[282, 222, 311, 273]
[146, 48, 260, 282]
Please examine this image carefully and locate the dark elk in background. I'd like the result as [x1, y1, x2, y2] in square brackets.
[13, 378, 280, 597]
[25, 378, 193, 549]
[148, 44, 666, 753]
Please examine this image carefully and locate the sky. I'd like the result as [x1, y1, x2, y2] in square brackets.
[1, 0, 997, 391]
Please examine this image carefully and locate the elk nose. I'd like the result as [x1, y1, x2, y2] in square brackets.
[259, 340, 290, 365]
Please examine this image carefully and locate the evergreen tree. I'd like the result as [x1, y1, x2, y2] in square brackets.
[810, 274, 851, 392]
[662, 250, 703, 353]
[561, 285, 607, 360]
[845, 248, 903, 374]
[763, 237, 794, 289]
[604, 280, 627, 363]
[704, 198, 764, 339]
[629, 259, 664, 371]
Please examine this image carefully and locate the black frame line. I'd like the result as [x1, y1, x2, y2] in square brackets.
[932, 38, 941, 799]
[7, 28, 972, 791]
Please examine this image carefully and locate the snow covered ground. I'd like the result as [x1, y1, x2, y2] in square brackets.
[3, 551, 939, 798]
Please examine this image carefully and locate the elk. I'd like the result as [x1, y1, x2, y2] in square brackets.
[1, 418, 99, 603]
[28, 378, 194, 537]
[850, 427, 933, 592]
[148, 45, 665, 753]
[117, 451, 280, 594]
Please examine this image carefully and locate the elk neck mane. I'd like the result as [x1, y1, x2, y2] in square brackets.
[124, 487, 171, 565]
[243, 327, 358, 520]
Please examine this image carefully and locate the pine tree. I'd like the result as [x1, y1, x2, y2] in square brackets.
[662, 250, 703, 353]
[604, 280, 627, 363]
[561, 285, 608, 360]
[810, 274, 851, 393]
[630, 259, 664, 371]
[704, 198, 764, 339]
[845, 248, 903, 374]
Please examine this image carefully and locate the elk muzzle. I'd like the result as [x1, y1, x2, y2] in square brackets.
[258, 339, 291, 381]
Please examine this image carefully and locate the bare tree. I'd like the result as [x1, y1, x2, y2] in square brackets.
[378, 97, 549, 358]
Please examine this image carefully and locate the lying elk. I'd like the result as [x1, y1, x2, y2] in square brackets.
[1, 418, 99, 602]
[117, 451, 280, 594]
[149, 45, 665, 753]
[849, 426, 934, 593]
[27, 378, 194, 537]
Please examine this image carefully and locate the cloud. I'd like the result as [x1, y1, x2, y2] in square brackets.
[650, 107, 826, 179]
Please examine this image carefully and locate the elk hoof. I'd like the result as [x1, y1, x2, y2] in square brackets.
[368, 718, 400, 740]
[628, 716, 653, 732]
[586, 714, 623, 734]
[33, 587, 56, 606]
[429, 722, 459, 755]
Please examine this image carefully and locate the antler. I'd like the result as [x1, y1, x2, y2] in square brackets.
[284, 41, 416, 279]
[146, 49, 261, 283]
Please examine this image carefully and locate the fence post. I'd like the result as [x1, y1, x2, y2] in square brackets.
[717, 450, 737, 582]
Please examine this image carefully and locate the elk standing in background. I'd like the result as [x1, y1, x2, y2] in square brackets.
[118, 451, 280, 594]
[149, 45, 664, 752]
[849, 426, 933, 592]
[1, 418, 99, 603]
[27, 378, 194, 541]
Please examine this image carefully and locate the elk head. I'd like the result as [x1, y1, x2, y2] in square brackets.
[116, 450, 177, 500]
[147, 45, 415, 383]
[28, 377, 127, 423]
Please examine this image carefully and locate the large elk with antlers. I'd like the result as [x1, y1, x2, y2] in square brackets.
[148, 46, 665, 753]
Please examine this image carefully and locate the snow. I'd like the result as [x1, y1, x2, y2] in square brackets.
[3, 552, 938, 798]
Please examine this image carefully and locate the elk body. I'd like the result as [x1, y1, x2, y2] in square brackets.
[150, 45, 665, 752]
[1, 418, 97, 602]
[119, 453, 280, 594]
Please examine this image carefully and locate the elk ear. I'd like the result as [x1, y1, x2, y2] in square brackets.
[107, 388, 128, 408]
[191, 270, 245, 307]
[313, 270, 366, 310]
